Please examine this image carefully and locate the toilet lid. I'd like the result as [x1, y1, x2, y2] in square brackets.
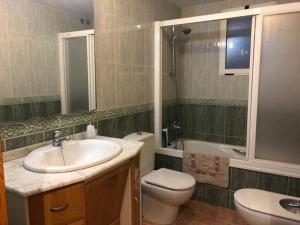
[144, 168, 195, 191]
[234, 189, 300, 222]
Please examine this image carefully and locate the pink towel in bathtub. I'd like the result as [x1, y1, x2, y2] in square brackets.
[183, 152, 229, 188]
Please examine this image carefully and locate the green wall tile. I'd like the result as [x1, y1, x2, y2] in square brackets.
[98, 118, 117, 137]
[162, 107, 167, 126]
[74, 123, 88, 134]
[206, 105, 225, 136]
[116, 115, 133, 138]
[32, 102, 48, 118]
[225, 137, 246, 146]
[189, 104, 206, 134]
[229, 191, 235, 209]
[192, 183, 207, 202]
[144, 110, 154, 133]
[206, 134, 225, 144]
[25, 133, 44, 146]
[155, 153, 165, 170]
[178, 104, 189, 136]
[5, 136, 27, 151]
[206, 185, 230, 208]
[258, 172, 288, 194]
[288, 177, 300, 197]
[132, 112, 145, 133]
[165, 155, 183, 172]
[188, 132, 206, 141]
[13, 103, 32, 122]
[47, 101, 61, 117]
[0, 105, 13, 123]
[166, 105, 178, 124]
[230, 168, 258, 191]
[225, 106, 247, 138]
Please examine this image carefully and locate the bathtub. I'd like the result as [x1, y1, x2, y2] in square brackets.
[162, 139, 246, 160]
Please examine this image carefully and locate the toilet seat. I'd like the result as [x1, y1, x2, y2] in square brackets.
[144, 168, 195, 191]
[235, 189, 300, 223]
[141, 169, 195, 207]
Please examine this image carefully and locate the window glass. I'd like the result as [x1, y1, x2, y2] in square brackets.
[225, 16, 252, 69]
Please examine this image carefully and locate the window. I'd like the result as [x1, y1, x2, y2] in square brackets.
[219, 16, 254, 76]
[226, 16, 252, 70]
[219, 2, 275, 76]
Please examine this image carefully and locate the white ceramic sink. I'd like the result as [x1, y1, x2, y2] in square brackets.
[23, 139, 122, 173]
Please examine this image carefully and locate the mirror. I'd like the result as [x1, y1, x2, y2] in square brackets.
[0, 0, 95, 125]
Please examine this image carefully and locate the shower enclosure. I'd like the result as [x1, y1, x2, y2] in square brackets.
[154, 2, 300, 178]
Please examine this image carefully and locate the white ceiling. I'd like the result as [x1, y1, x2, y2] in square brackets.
[167, 0, 223, 8]
[32, 0, 93, 19]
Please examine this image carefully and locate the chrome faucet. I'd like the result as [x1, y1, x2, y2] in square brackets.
[169, 121, 181, 130]
[53, 130, 70, 147]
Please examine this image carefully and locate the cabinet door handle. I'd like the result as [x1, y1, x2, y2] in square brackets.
[50, 203, 69, 213]
[134, 197, 139, 204]
[103, 175, 118, 186]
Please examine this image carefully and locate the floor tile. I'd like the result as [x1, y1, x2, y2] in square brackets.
[142, 200, 248, 225]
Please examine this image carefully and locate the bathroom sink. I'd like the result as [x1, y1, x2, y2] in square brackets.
[23, 139, 122, 173]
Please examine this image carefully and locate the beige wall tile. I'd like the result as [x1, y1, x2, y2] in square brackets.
[95, 0, 181, 110]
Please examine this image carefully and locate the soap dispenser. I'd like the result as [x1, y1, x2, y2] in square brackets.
[86, 122, 97, 139]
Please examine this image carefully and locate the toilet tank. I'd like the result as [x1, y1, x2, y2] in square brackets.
[123, 132, 155, 176]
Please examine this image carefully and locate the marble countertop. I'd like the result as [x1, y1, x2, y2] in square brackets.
[4, 136, 143, 197]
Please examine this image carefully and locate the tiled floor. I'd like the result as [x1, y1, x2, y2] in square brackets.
[143, 200, 248, 225]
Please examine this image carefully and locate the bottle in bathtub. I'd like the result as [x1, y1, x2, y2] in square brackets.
[162, 128, 168, 148]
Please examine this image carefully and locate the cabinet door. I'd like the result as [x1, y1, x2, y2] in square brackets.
[0, 142, 8, 225]
[68, 220, 85, 225]
[29, 183, 85, 225]
[85, 163, 130, 225]
[131, 154, 141, 225]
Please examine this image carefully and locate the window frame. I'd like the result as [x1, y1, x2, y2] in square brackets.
[219, 2, 275, 76]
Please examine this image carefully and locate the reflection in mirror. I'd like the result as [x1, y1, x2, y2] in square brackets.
[0, 0, 94, 125]
[59, 30, 95, 114]
[161, 18, 251, 161]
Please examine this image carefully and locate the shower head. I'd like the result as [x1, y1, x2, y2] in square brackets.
[182, 28, 192, 35]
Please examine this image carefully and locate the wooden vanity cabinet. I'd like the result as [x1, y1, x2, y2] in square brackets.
[27, 157, 140, 225]
[85, 163, 130, 225]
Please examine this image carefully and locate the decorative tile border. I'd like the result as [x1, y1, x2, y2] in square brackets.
[162, 98, 248, 108]
[162, 99, 178, 107]
[0, 95, 60, 106]
[0, 103, 154, 140]
[177, 98, 248, 106]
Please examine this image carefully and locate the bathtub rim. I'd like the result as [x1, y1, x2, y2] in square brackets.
[167, 139, 246, 160]
[156, 147, 300, 179]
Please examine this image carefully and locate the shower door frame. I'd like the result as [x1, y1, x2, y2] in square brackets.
[59, 29, 96, 114]
[154, 2, 300, 178]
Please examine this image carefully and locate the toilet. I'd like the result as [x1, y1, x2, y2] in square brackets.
[123, 132, 195, 225]
[234, 188, 300, 225]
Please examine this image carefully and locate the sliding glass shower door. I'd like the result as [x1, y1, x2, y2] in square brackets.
[254, 12, 300, 165]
